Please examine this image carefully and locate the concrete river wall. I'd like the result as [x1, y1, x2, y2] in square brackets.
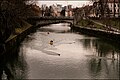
[72, 25, 120, 44]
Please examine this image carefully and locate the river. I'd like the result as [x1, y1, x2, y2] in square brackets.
[0, 23, 119, 79]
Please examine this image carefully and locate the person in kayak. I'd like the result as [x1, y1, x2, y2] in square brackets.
[49, 40, 53, 45]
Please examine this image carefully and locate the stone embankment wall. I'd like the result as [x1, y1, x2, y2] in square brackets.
[71, 25, 120, 43]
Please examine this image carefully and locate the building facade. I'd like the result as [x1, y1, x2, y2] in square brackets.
[92, 0, 120, 18]
[107, 0, 120, 17]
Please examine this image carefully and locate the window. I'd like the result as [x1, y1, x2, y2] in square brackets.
[111, 10, 112, 12]
[114, 4, 116, 7]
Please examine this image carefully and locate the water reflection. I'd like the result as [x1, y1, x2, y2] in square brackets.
[89, 58, 102, 77]
[1, 23, 119, 79]
[21, 23, 119, 79]
[0, 54, 13, 80]
[39, 23, 71, 33]
[79, 38, 120, 79]
[0, 46, 28, 80]
[79, 38, 120, 60]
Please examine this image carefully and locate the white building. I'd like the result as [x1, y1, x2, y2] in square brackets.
[107, 0, 120, 17]
[50, 4, 62, 17]
[41, 4, 47, 11]
[93, 0, 120, 18]
[64, 5, 73, 17]
[57, 4, 62, 12]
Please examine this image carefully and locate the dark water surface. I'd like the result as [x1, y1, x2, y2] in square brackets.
[0, 23, 119, 79]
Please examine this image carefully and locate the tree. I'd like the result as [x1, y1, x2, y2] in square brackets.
[92, 0, 111, 18]
[0, 0, 37, 43]
[0, 0, 38, 55]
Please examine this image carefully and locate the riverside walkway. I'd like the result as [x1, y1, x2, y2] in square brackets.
[90, 20, 120, 34]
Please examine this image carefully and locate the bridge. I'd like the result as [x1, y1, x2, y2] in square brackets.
[28, 16, 74, 20]
[27, 16, 74, 26]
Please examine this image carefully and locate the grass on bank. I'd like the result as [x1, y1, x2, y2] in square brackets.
[15, 20, 32, 34]
[5, 20, 32, 42]
[92, 19, 120, 29]
[77, 19, 104, 29]
[77, 18, 120, 31]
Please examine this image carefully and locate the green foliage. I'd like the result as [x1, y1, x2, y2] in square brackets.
[0, 0, 36, 42]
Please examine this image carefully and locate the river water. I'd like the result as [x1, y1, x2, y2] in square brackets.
[0, 23, 119, 79]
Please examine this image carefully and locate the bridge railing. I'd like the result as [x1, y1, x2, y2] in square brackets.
[28, 16, 74, 20]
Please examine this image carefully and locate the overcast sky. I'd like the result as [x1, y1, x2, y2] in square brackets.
[37, 1, 92, 8]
